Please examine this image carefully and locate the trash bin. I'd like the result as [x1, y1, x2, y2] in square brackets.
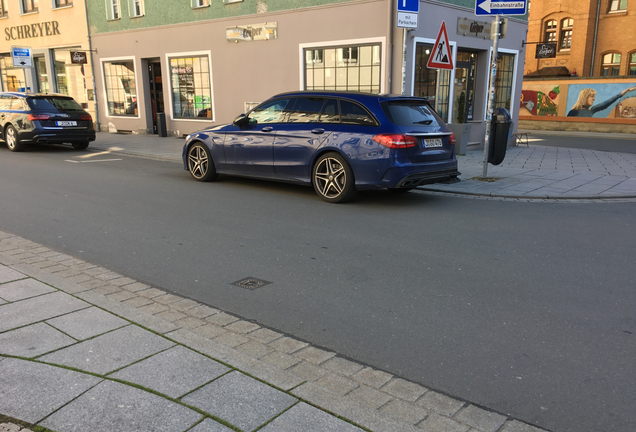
[488, 107, 512, 166]
[156, 113, 167, 137]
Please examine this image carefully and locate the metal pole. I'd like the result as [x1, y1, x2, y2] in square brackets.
[482, 18, 500, 178]
[84, 0, 100, 132]
[401, 28, 407, 95]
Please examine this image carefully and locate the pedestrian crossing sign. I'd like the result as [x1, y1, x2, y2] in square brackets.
[427, 21, 454, 70]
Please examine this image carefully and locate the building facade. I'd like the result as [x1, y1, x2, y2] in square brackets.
[0, 0, 96, 119]
[84, 0, 528, 148]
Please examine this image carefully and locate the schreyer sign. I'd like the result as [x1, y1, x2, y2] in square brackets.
[4, 21, 61, 41]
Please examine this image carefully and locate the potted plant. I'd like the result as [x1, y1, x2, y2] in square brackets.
[448, 90, 471, 155]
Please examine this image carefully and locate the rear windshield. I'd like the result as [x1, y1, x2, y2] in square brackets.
[27, 97, 84, 111]
[382, 100, 444, 127]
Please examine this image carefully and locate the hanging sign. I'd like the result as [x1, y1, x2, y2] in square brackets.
[535, 43, 557, 59]
[70, 51, 87, 64]
[427, 21, 454, 70]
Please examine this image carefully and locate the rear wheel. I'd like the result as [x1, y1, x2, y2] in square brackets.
[312, 152, 357, 203]
[5, 125, 24, 152]
[72, 142, 90, 150]
[187, 142, 217, 182]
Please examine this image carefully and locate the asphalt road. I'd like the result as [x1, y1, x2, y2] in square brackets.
[1, 144, 635, 432]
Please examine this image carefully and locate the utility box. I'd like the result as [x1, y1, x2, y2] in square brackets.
[488, 107, 511, 166]
[156, 113, 168, 137]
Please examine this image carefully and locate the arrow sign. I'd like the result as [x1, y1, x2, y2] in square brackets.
[476, 0, 527, 15]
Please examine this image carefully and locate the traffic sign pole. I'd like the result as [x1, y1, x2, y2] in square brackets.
[482, 19, 500, 178]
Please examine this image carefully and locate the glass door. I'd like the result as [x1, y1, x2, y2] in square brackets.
[452, 51, 477, 123]
[148, 62, 164, 134]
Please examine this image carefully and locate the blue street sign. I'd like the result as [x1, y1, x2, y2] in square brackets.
[397, 0, 419, 13]
[475, 0, 526, 16]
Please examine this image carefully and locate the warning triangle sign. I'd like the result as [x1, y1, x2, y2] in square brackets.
[427, 21, 454, 70]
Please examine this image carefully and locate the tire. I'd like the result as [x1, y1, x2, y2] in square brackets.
[312, 152, 357, 203]
[5, 125, 24, 152]
[187, 142, 218, 182]
[72, 142, 90, 150]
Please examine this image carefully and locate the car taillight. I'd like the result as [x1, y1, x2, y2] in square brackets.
[27, 114, 50, 121]
[449, 133, 456, 146]
[373, 134, 416, 149]
[80, 114, 92, 121]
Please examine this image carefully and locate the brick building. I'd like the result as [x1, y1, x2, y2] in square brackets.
[525, 0, 636, 77]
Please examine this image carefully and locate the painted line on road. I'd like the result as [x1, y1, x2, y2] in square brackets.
[65, 158, 123, 163]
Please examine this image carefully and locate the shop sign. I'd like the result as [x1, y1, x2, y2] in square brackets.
[71, 51, 87, 64]
[535, 43, 557, 59]
[4, 21, 61, 41]
[226, 22, 277, 42]
[457, 17, 492, 39]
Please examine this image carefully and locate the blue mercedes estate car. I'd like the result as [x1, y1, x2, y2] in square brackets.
[182, 91, 459, 203]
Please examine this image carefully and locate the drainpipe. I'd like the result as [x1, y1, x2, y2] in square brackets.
[387, 0, 394, 93]
[589, 0, 601, 76]
[84, 0, 100, 132]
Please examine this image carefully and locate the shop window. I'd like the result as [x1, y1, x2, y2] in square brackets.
[191, 0, 209, 8]
[414, 43, 451, 121]
[560, 18, 573, 50]
[493, 53, 515, 111]
[21, 0, 38, 13]
[106, 0, 120, 20]
[103, 60, 137, 116]
[601, 53, 621, 76]
[54, 0, 72, 7]
[630, 53, 636, 76]
[0, 0, 7, 17]
[52, 49, 88, 105]
[608, 0, 628, 12]
[544, 20, 557, 43]
[0, 56, 22, 91]
[304, 43, 381, 94]
[169, 56, 212, 119]
[129, 0, 143, 17]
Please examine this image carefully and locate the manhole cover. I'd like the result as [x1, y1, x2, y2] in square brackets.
[231, 277, 272, 290]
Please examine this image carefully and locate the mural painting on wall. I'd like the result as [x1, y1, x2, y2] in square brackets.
[566, 84, 636, 119]
[520, 86, 560, 116]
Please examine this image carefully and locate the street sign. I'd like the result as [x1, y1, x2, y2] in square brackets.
[475, 0, 527, 16]
[11, 47, 32, 68]
[397, 0, 419, 28]
[427, 21, 454, 70]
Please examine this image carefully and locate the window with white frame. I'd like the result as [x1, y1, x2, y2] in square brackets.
[21, 0, 38, 13]
[106, 0, 120, 19]
[129, 0, 143, 17]
[169, 56, 212, 119]
[304, 43, 382, 93]
[493, 53, 515, 111]
[0, 0, 7, 17]
[601, 53, 621, 76]
[191, 0, 210, 8]
[608, 0, 627, 12]
[103, 60, 137, 116]
[544, 20, 557, 43]
[559, 18, 573, 50]
[54, 0, 72, 7]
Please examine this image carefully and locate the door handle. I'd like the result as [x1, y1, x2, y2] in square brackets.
[261, 127, 274, 132]
[311, 128, 325, 134]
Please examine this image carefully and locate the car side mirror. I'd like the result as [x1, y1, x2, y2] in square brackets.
[233, 113, 248, 126]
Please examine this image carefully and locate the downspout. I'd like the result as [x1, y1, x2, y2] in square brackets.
[84, 0, 100, 132]
[387, 0, 394, 93]
[590, 0, 601, 76]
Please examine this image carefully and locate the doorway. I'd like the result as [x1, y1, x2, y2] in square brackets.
[147, 62, 164, 134]
[452, 51, 477, 123]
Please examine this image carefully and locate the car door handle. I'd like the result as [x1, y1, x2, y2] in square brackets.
[261, 127, 274, 132]
[311, 128, 325, 134]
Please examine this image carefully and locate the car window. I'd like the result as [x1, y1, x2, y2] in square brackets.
[319, 99, 340, 123]
[9, 97, 24, 111]
[287, 97, 325, 123]
[27, 97, 84, 111]
[340, 100, 377, 125]
[0, 96, 12, 110]
[248, 98, 293, 125]
[382, 100, 444, 127]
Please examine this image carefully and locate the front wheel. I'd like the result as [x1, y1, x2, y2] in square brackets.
[312, 152, 357, 203]
[187, 142, 217, 182]
[5, 125, 24, 152]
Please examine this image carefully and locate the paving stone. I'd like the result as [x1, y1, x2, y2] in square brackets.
[109, 277, 137, 287]
[106, 289, 137, 302]
[174, 316, 206, 330]
[51, 269, 83, 278]
[0, 322, 76, 357]
[91, 284, 123, 296]
[0, 358, 102, 424]
[247, 327, 282, 343]
[316, 373, 360, 396]
[78, 278, 110, 289]
[82, 267, 110, 277]
[182, 371, 297, 432]
[416, 391, 465, 417]
[260, 402, 364, 431]
[260, 350, 302, 370]
[123, 296, 154, 308]
[417, 413, 470, 432]
[191, 323, 228, 339]
[348, 385, 393, 409]
[137, 287, 166, 298]
[288, 360, 329, 382]
[67, 274, 94, 284]
[268, 336, 308, 353]
[454, 405, 507, 432]
[139, 302, 170, 315]
[224, 320, 260, 334]
[109, 345, 229, 398]
[156, 309, 188, 322]
[378, 398, 429, 425]
[46, 306, 128, 340]
[380, 378, 427, 402]
[0, 291, 89, 333]
[186, 304, 220, 319]
[0, 266, 26, 284]
[235, 340, 272, 359]
[41, 379, 202, 432]
[322, 356, 365, 376]
[153, 293, 183, 305]
[169, 298, 201, 311]
[206, 311, 239, 326]
[123, 282, 152, 292]
[294, 346, 336, 365]
[0, 278, 55, 302]
[188, 418, 234, 432]
[352, 367, 393, 389]
[39, 324, 175, 375]
[94, 271, 123, 281]
[214, 331, 249, 347]
[498, 420, 549, 432]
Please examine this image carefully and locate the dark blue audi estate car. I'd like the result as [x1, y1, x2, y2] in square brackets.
[182, 91, 460, 203]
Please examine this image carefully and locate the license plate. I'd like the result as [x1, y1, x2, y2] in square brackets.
[424, 138, 443, 148]
[56, 121, 77, 126]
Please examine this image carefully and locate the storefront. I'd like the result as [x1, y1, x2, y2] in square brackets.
[0, 2, 95, 120]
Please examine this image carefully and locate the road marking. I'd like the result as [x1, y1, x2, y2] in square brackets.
[65, 158, 123, 163]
